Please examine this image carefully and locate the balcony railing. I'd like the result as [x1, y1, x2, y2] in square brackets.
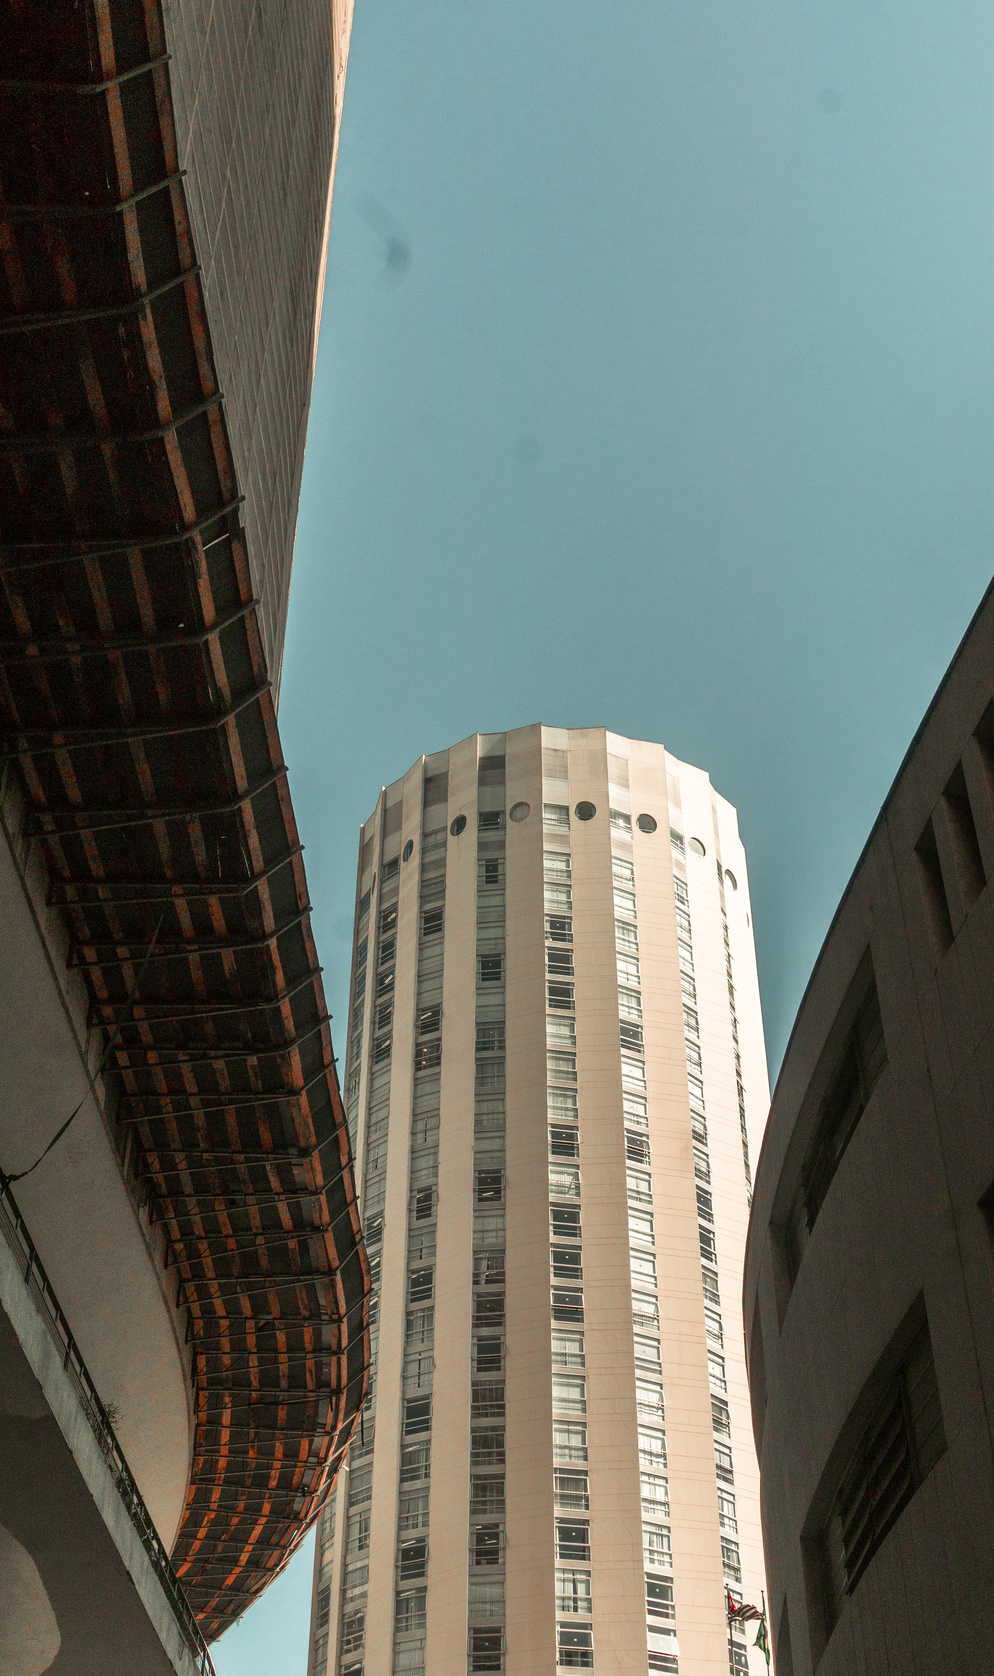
[0, 1174, 215, 1676]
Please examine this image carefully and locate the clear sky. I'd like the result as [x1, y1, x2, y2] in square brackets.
[214, 0, 994, 1668]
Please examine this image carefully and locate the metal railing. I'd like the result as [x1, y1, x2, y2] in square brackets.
[0, 1174, 216, 1676]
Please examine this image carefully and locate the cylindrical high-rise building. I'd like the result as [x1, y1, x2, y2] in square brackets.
[309, 726, 770, 1676]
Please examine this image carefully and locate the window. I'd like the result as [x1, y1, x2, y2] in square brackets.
[705, 1306, 723, 1347]
[627, 1168, 652, 1204]
[473, 1249, 506, 1286]
[552, 1375, 586, 1413]
[618, 985, 643, 1020]
[346, 1509, 371, 1553]
[373, 1034, 392, 1063]
[617, 952, 641, 987]
[556, 1520, 590, 1560]
[468, 1579, 505, 1620]
[630, 1249, 657, 1283]
[471, 1428, 506, 1466]
[715, 1442, 734, 1484]
[552, 1286, 584, 1322]
[341, 1607, 365, 1654]
[548, 1050, 578, 1084]
[641, 1473, 669, 1517]
[551, 1127, 580, 1160]
[409, 1267, 434, 1303]
[417, 1005, 441, 1036]
[610, 807, 632, 832]
[709, 1353, 727, 1394]
[479, 955, 504, 984]
[544, 849, 572, 877]
[476, 1021, 505, 1053]
[548, 982, 575, 1011]
[546, 914, 574, 943]
[558, 1627, 593, 1668]
[471, 1525, 504, 1567]
[544, 803, 571, 826]
[404, 1397, 431, 1435]
[414, 1040, 441, 1071]
[480, 857, 503, 887]
[612, 855, 635, 886]
[395, 1588, 427, 1633]
[400, 1443, 431, 1483]
[547, 947, 575, 977]
[545, 881, 573, 913]
[721, 1538, 741, 1582]
[348, 1465, 373, 1507]
[626, 1131, 651, 1165]
[549, 1246, 579, 1280]
[421, 907, 444, 937]
[819, 1316, 946, 1622]
[470, 1627, 503, 1671]
[632, 1292, 659, 1330]
[554, 1469, 589, 1510]
[474, 1294, 505, 1330]
[635, 1336, 662, 1374]
[790, 972, 887, 1262]
[639, 1429, 666, 1468]
[550, 1165, 581, 1199]
[479, 810, 504, 831]
[643, 1526, 672, 1569]
[470, 1475, 506, 1516]
[399, 1489, 430, 1531]
[474, 1339, 504, 1373]
[694, 1144, 710, 1183]
[476, 1170, 504, 1203]
[552, 1205, 581, 1239]
[712, 1396, 731, 1439]
[472, 1380, 506, 1419]
[553, 1421, 587, 1461]
[629, 1209, 654, 1244]
[556, 1569, 592, 1615]
[615, 918, 638, 951]
[549, 1087, 579, 1119]
[413, 1187, 435, 1223]
[699, 1226, 717, 1263]
[398, 1538, 428, 1579]
[718, 1490, 737, 1533]
[622, 1056, 646, 1090]
[697, 1186, 714, 1223]
[376, 970, 395, 1001]
[614, 887, 636, 919]
[670, 828, 685, 852]
[552, 1329, 585, 1367]
[646, 1576, 675, 1620]
[636, 1379, 664, 1420]
[406, 1308, 434, 1346]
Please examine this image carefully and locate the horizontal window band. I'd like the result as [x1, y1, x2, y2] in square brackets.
[0, 391, 223, 454]
[0, 496, 245, 570]
[3, 168, 185, 222]
[0, 262, 201, 335]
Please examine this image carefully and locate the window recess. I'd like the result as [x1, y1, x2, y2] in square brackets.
[786, 968, 887, 1270]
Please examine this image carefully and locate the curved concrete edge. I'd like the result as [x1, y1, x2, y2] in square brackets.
[0, 1231, 203, 1676]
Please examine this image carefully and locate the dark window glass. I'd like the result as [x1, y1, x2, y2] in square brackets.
[480, 955, 504, 984]
[552, 1287, 584, 1322]
[471, 1524, 503, 1566]
[479, 810, 504, 830]
[555, 1519, 590, 1559]
[418, 1005, 441, 1035]
[472, 1380, 506, 1419]
[620, 1020, 644, 1053]
[409, 1267, 434, 1303]
[548, 982, 575, 1011]
[646, 1577, 674, 1619]
[413, 1188, 434, 1223]
[474, 1294, 505, 1328]
[404, 1397, 432, 1436]
[790, 975, 887, 1266]
[821, 1319, 946, 1622]
[474, 1338, 504, 1373]
[471, 1627, 504, 1670]
[421, 907, 444, 938]
[476, 1022, 506, 1053]
[551, 1206, 581, 1239]
[476, 1170, 504, 1203]
[550, 1126, 580, 1159]
[383, 857, 400, 881]
[547, 947, 575, 976]
[552, 1246, 583, 1281]
[398, 1538, 427, 1579]
[470, 1475, 506, 1516]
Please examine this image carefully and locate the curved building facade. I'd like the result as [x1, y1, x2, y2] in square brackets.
[309, 725, 770, 1676]
[744, 583, 994, 1676]
[0, 0, 365, 1665]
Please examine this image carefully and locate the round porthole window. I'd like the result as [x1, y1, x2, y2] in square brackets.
[574, 801, 596, 821]
[689, 837, 706, 857]
[509, 801, 530, 822]
[636, 813, 657, 834]
[402, 839, 414, 862]
[450, 814, 467, 836]
[725, 869, 738, 891]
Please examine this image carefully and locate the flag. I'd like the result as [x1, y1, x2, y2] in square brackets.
[726, 1588, 763, 1624]
[754, 1612, 771, 1667]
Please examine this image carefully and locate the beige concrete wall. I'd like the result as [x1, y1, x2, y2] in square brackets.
[0, 785, 192, 1548]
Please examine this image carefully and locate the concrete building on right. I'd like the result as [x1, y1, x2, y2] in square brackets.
[744, 584, 994, 1676]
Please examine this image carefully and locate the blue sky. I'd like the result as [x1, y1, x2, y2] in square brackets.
[215, 0, 994, 1668]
